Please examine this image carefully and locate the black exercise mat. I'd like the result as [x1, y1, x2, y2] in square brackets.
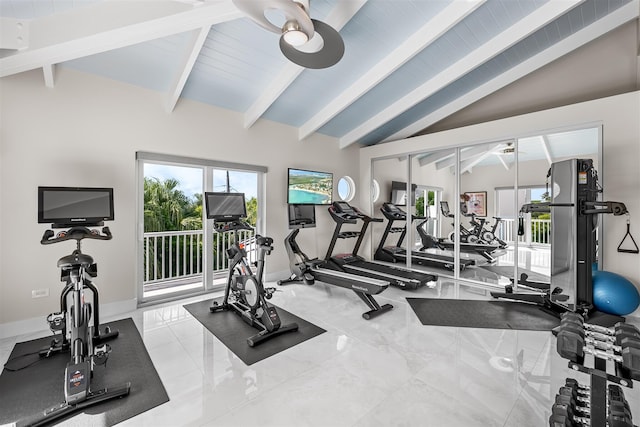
[407, 298, 560, 330]
[0, 318, 168, 426]
[184, 299, 325, 365]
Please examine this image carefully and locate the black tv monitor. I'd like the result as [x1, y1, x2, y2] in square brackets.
[287, 168, 333, 205]
[288, 204, 316, 229]
[390, 181, 416, 206]
[205, 192, 246, 220]
[38, 186, 114, 227]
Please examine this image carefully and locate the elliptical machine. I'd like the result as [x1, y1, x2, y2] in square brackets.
[206, 192, 298, 347]
[27, 186, 130, 426]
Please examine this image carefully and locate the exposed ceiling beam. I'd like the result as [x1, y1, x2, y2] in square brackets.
[42, 64, 55, 88]
[540, 135, 553, 165]
[243, 0, 368, 129]
[338, 0, 583, 148]
[417, 150, 456, 167]
[298, 0, 485, 141]
[385, 0, 639, 141]
[497, 155, 511, 171]
[435, 143, 505, 170]
[0, 17, 30, 50]
[166, 25, 211, 112]
[460, 149, 497, 174]
[0, 1, 243, 78]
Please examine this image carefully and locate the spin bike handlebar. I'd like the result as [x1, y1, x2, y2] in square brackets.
[41, 226, 112, 245]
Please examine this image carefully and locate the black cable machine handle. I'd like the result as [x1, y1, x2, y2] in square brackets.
[617, 216, 639, 254]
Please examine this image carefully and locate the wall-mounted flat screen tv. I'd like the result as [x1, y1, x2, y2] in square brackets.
[288, 204, 316, 229]
[205, 192, 247, 220]
[287, 168, 333, 205]
[38, 186, 114, 227]
[390, 181, 416, 206]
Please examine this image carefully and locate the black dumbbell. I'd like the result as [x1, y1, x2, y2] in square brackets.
[608, 384, 630, 410]
[609, 401, 632, 421]
[557, 326, 640, 376]
[561, 313, 640, 339]
[565, 378, 590, 395]
[557, 387, 590, 408]
[557, 326, 590, 362]
[607, 413, 633, 427]
[549, 414, 574, 427]
[551, 403, 589, 426]
[561, 317, 640, 348]
[549, 414, 573, 427]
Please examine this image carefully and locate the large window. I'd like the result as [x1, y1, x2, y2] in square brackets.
[136, 152, 265, 304]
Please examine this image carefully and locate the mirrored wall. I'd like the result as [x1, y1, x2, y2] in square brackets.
[369, 125, 601, 290]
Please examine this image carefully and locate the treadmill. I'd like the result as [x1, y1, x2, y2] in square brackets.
[279, 204, 393, 319]
[325, 201, 437, 290]
[374, 202, 474, 271]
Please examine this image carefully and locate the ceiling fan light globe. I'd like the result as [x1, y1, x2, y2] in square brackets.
[282, 21, 309, 46]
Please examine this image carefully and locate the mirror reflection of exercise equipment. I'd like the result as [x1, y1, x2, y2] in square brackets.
[375, 202, 472, 271]
[417, 201, 504, 263]
[280, 204, 393, 319]
[205, 192, 299, 347]
[491, 159, 632, 319]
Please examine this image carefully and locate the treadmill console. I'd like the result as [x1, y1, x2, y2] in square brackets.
[332, 201, 360, 218]
[382, 203, 405, 219]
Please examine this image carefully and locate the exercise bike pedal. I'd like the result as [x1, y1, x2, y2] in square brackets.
[96, 325, 119, 342]
[264, 287, 279, 299]
[47, 311, 66, 332]
[93, 343, 111, 366]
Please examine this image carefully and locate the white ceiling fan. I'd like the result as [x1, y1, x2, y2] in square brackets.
[232, 0, 345, 69]
[493, 142, 516, 155]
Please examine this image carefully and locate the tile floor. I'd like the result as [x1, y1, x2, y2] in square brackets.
[1, 278, 639, 427]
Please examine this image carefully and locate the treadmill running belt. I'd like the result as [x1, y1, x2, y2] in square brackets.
[350, 260, 435, 281]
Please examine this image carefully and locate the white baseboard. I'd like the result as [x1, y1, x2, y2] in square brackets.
[0, 298, 138, 340]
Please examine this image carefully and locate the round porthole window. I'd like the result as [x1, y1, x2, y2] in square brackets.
[371, 179, 380, 203]
[337, 176, 356, 202]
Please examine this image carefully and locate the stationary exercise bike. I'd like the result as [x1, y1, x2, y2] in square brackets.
[206, 192, 298, 347]
[25, 225, 130, 426]
[440, 201, 482, 243]
[479, 217, 508, 248]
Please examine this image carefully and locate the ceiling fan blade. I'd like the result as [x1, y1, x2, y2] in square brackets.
[280, 19, 344, 69]
[232, 0, 314, 37]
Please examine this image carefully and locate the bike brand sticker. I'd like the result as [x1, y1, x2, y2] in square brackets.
[69, 369, 86, 388]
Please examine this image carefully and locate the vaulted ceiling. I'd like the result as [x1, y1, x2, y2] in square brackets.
[1, 0, 638, 149]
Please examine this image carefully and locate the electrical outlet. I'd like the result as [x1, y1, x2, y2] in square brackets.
[31, 288, 49, 298]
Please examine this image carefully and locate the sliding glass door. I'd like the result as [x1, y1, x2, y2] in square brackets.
[142, 163, 205, 300]
[136, 153, 266, 305]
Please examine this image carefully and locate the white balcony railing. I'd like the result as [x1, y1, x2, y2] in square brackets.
[498, 218, 551, 245]
[143, 229, 255, 288]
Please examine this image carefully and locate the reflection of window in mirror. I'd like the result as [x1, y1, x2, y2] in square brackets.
[371, 179, 380, 203]
[338, 176, 356, 202]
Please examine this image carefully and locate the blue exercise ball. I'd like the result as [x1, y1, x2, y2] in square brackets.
[592, 270, 640, 316]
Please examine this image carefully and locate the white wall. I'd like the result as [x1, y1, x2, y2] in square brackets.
[0, 68, 359, 327]
[359, 91, 640, 317]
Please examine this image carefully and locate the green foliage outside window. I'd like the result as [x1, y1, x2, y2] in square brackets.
[143, 177, 258, 281]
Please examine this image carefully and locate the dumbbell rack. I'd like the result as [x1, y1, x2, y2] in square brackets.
[552, 316, 639, 426]
[554, 357, 635, 426]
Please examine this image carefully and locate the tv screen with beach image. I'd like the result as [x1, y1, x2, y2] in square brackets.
[287, 168, 333, 205]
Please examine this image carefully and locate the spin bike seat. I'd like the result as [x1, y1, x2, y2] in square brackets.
[57, 253, 94, 269]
